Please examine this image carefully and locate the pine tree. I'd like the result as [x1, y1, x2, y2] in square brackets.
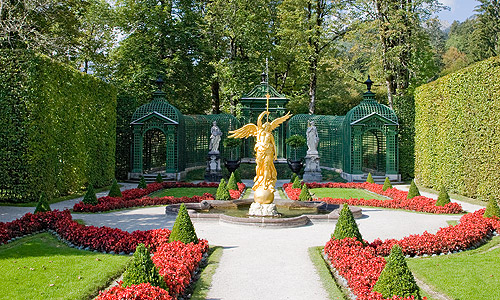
[34, 192, 51, 214]
[155, 173, 164, 183]
[382, 177, 392, 191]
[82, 184, 98, 205]
[407, 180, 421, 199]
[290, 172, 297, 183]
[299, 183, 312, 201]
[108, 179, 123, 197]
[122, 243, 167, 289]
[366, 172, 375, 184]
[234, 169, 242, 183]
[227, 172, 238, 190]
[215, 178, 231, 200]
[484, 197, 500, 218]
[373, 245, 421, 300]
[333, 203, 364, 243]
[168, 203, 199, 244]
[138, 176, 147, 189]
[292, 176, 301, 189]
[435, 186, 450, 206]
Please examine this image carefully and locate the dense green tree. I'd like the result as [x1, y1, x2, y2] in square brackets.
[474, 0, 500, 59]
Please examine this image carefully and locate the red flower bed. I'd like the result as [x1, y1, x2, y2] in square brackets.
[324, 210, 500, 300]
[96, 283, 173, 300]
[282, 182, 463, 214]
[73, 181, 246, 213]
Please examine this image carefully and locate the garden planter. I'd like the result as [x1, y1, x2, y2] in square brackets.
[224, 159, 241, 173]
[287, 159, 303, 174]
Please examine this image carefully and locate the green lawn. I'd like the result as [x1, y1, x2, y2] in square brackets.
[149, 187, 218, 198]
[407, 237, 500, 300]
[311, 188, 389, 200]
[0, 233, 130, 300]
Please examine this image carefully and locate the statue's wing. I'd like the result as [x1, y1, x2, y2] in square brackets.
[228, 123, 258, 139]
[269, 112, 292, 131]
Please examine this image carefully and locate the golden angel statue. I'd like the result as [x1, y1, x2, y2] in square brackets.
[228, 110, 291, 204]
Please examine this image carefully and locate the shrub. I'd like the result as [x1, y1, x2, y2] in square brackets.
[227, 172, 238, 190]
[155, 173, 164, 183]
[122, 243, 167, 290]
[333, 203, 363, 243]
[292, 176, 301, 189]
[215, 179, 231, 200]
[168, 203, 198, 244]
[366, 173, 374, 184]
[484, 197, 500, 218]
[34, 192, 51, 214]
[138, 176, 147, 189]
[290, 173, 297, 183]
[299, 183, 312, 201]
[382, 177, 392, 191]
[373, 245, 421, 299]
[435, 186, 450, 206]
[407, 180, 420, 199]
[108, 179, 122, 198]
[82, 184, 98, 205]
[234, 169, 242, 183]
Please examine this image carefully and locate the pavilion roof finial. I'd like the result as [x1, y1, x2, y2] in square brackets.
[155, 76, 164, 91]
[364, 75, 373, 91]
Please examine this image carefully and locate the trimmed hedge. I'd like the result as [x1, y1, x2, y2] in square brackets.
[415, 56, 500, 200]
[168, 203, 198, 244]
[333, 203, 364, 244]
[122, 243, 167, 290]
[0, 50, 116, 202]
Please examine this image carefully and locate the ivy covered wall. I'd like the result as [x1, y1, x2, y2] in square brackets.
[414, 56, 500, 201]
[0, 50, 116, 203]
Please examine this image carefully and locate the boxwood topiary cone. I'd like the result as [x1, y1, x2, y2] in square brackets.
[155, 173, 163, 183]
[227, 172, 238, 190]
[82, 184, 98, 205]
[299, 183, 312, 201]
[483, 197, 500, 218]
[435, 186, 450, 206]
[290, 172, 297, 183]
[215, 178, 231, 200]
[34, 192, 51, 214]
[234, 169, 242, 183]
[108, 179, 122, 197]
[138, 175, 147, 189]
[366, 172, 374, 184]
[382, 177, 392, 191]
[333, 203, 364, 244]
[292, 176, 301, 189]
[373, 245, 421, 300]
[407, 180, 420, 199]
[122, 243, 167, 290]
[168, 203, 198, 244]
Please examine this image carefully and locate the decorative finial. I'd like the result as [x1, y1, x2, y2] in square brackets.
[364, 75, 373, 91]
[155, 76, 164, 91]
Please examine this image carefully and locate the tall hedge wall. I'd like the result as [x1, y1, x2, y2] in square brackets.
[414, 56, 500, 200]
[0, 50, 116, 203]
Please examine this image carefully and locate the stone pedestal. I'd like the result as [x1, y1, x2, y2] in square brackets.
[303, 151, 322, 182]
[204, 151, 222, 182]
[248, 202, 280, 217]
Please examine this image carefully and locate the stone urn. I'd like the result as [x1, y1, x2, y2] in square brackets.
[224, 159, 241, 174]
[287, 159, 303, 174]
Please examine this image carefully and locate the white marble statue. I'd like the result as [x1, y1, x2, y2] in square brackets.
[209, 121, 223, 153]
[306, 121, 319, 153]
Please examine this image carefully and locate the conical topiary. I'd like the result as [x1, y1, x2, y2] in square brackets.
[168, 203, 198, 244]
[155, 173, 164, 183]
[382, 177, 392, 191]
[234, 169, 242, 183]
[299, 183, 312, 201]
[290, 173, 297, 183]
[82, 184, 98, 205]
[366, 172, 374, 184]
[122, 243, 167, 290]
[333, 203, 364, 244]
[483, 197, 500, 218]
[108, 179, 122, 197]
[435, 186, 450, 206]
[407, 180, 420, 199]
[292, 176, 301, 189]
[373, 245, 421, 300]
[34, 192, 51, 214]
[215, 178, 231, 200]
[138, 176, 147, 189]
[227, 172, 238, 190]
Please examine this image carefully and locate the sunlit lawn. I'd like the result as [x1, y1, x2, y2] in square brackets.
[311, 188, 388, 200]
[0, 233, 130, 300]
[149, 187, 218, 198]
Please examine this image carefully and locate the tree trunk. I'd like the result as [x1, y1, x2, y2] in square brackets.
[308, 56, 317, 114]
[211, 78, 220, 114]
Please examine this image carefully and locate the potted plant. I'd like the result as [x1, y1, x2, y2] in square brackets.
[223, 137, 242, 173]
[286, 134, 306, 174]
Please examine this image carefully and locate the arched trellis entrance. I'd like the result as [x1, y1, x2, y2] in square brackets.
[143, 128, 167, 173]
[361, 129, 386, 175]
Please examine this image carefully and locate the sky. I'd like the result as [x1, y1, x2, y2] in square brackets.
[436, 0, 480, 24]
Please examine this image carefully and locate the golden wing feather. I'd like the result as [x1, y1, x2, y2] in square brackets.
[269, 112, 292, 131]
[228, 123, 258, 139]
